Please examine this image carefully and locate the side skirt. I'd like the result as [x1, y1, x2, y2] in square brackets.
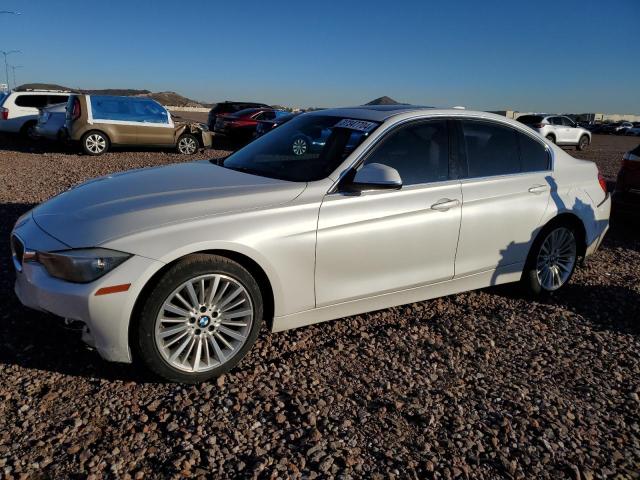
[271, 264, 524, 332]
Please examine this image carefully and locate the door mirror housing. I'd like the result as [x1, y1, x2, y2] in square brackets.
[349, 163, 402, 191]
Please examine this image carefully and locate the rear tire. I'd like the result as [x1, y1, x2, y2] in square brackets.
[521, 222, 578, 297]
[81, 131, 110, 155]
[20, 121, 37, 140]
[135, 254, 263, 383]
[577, 135, 589, 151]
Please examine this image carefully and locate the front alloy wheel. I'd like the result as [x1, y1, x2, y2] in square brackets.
[155, 274, 254, 373]
[177, 134, 198, 155]
[577, 136, 589, 151]
[535, 227, 577, 291]
[137, 254, 263, 383]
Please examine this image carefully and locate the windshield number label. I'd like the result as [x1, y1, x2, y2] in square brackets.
[334, 119, 377, 132]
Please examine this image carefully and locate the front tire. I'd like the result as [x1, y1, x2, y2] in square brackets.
[521, 224, 578, 297]
[82, 131, 109, 155]
[177, 134, 199, 155]
[136, 254, 263, 383]
[545, 134, 556, 144]
[577, 135, 589, 151]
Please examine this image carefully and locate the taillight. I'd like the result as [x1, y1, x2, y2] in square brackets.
[533, 123, 544, 128]
[71, 98, 81, 120]
[598, 172, 607, 193]
[0, 107, 8, 120]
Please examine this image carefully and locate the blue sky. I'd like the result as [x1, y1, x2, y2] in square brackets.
[1, 0, 638, 112]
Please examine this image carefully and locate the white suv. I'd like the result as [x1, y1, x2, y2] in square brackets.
[517, 114, 591, 151]
[0, 89, 71, 136]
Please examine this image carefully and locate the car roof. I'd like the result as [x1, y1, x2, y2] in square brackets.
[306, 105, 434, 122]
[11, 90, 70, 95]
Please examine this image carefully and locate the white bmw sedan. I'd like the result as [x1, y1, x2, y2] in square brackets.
[11, 106, 611, 383]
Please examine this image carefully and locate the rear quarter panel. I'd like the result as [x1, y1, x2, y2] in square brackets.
[540, 147, 609, 247]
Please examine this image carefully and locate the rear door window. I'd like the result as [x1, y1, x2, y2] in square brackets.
[517, 132, 550, 172]
[15, 95, 48, 108]
[461, 120, 520, 177]
[90, 96, 133, 121]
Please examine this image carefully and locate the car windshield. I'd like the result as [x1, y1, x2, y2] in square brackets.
[219, 115, 380, 182]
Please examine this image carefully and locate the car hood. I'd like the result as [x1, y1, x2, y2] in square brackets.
[32, 161, 306, 248]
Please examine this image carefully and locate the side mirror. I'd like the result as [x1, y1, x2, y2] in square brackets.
[349, 163, 402, 191]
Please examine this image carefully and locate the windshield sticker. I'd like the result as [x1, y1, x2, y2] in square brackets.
[334, 119, 378, 132]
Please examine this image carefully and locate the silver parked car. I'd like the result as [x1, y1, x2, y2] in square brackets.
[11, 106, 611, 383]
[517, 114, 591, 150]
[33, 102, 67, 141]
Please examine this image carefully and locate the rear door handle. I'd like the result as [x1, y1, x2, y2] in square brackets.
[528, 185, 549, 194]
[431, 198, 460, 211]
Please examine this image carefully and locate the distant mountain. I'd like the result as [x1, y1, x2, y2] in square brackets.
[365, 96, 405, 106]
[16, 84, 207, 108]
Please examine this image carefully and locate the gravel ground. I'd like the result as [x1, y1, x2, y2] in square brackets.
[0, 133, 639, 479]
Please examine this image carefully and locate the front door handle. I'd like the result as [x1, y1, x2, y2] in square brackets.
[431, 198, 460, 211]
[528, 185, 549, 194]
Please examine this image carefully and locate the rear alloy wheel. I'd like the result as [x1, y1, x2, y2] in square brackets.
[292, 137, 308, 156]
[137, 254, 263, 383]
[522, 225, 578, 296]
[82, 131, 109, 155]
[577, 135, 589, 151]
[177, 134, 199, 155]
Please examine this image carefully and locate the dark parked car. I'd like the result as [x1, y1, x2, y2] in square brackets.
[214, 108, 286, 142]
[612, 144, 640, 215]
[207, 101, 269, 130]
[585, 123, 606, 134]
[254, 112, 299, 138]
[601, 122, 633, 135]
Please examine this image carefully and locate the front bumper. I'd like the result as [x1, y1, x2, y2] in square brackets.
[201, 131, 212, 148]
[33, 124, 59, 141]
[14, 254, 163, 363]
[12, 216, 164, 363]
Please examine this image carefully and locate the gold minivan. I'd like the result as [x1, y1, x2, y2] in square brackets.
[65, 94, 212, 155]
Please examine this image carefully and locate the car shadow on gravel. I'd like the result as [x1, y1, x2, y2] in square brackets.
[0, 202, 150, 382]
[0, 133, 75, 154]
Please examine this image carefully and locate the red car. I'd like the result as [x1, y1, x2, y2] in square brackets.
[213, 107, 277, 142]
[613, 143, 640, 214]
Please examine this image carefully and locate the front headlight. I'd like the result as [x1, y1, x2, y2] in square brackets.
[34, 248, 131, 283]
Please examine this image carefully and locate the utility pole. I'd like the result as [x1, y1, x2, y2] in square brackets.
[11, 65, 22, 89]
[1, 11, 22, 90]
[0, 50, 21, 90]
